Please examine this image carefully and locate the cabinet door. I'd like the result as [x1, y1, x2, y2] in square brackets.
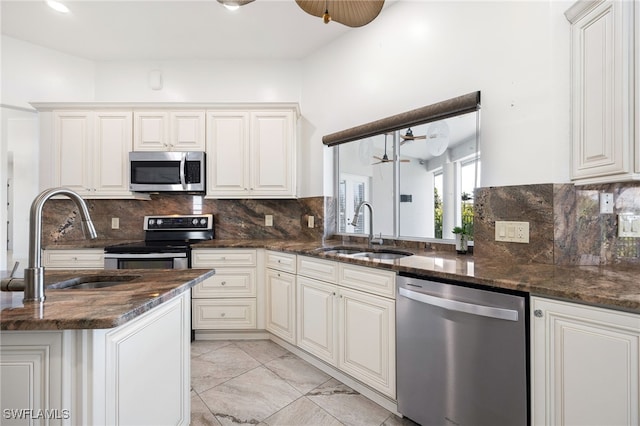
[93, 111, 132, 196]
[250, 111, 295, 197]
[206, 111, 250, 196]
[133, 111, 169, 151]
[569, 0, 634, 182]
[170, 110, 205, 150]
[531, 297, 640, 426]
[297, 276, 338, 365]
[53, 111, 93, 194]
[265, 268, 296, 344]
[104, 292, 190, 425]
[338, 287, 396, 399]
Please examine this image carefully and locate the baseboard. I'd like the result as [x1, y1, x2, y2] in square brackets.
[194, 330, 271, 340]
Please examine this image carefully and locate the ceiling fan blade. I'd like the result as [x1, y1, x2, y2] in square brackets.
[400, 134, 426, 140]
[295, 0, 385, 28]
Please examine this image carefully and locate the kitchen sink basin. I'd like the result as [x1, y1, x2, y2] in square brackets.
[47, 274, 141, 290]
[319, 246, 413, 260]
[352, 251, 412, 260]
[318, 246, 364, 256]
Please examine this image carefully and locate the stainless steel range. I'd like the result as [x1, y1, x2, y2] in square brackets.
[104, 214, 214, 270]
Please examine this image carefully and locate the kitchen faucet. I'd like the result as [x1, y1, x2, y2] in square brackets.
[350, 201, 383, 247]
[22, 187, 97, 302]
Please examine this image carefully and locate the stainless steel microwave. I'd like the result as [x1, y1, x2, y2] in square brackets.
[129, 151, 206, 192]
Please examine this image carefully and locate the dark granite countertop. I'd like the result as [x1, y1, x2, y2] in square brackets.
[43, 239, 640, 315]
[0, 269, 214, 330]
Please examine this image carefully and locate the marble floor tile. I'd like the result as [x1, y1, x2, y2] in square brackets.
[191, 344, 261, 393]
[191, 340, 234, 358]
[191, 390, 222, 426]
[234, 339, 289, 364]
[381, 414, 419, 426]
[306, 379, 392, 426]
[264, 353, 332, 394]
[199, 366, 303, 426]
[263, 396, 343, 426]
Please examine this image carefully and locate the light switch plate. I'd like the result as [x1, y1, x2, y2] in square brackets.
[111, 217, 119, 229]
[618, 214, 640, 238]
[307, 215, 315, 228]
[265, 215, 273, 227]
[495, 221, 530, 243]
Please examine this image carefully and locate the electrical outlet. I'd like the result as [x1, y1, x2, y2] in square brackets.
[599, 193, 614, 214]
[265, 215, 273, 227]
[495, 221, 529, 243]
[111, 217, 119, 229]
[307, 215, 315, 228]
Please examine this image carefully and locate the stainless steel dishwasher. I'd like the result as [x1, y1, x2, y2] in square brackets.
[396, 274, 528, 426]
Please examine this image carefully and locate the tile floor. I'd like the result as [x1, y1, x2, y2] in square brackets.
[190, 340, 417, 426]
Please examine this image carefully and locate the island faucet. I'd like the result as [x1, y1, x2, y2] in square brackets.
[23, 187, 97, 302]
[350, 201, 383, 247]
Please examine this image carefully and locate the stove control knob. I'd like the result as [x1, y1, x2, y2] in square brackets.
[148, 219, 155, 226]
[200, 218, 207, 226]
[192, 218, 198, 225]
[157, 219, 163, 226]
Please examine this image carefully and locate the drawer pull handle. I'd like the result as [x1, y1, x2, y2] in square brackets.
[221, 312, 226, 317]
[221, 281, 226, 286]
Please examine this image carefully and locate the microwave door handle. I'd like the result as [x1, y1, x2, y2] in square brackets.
[180, 152, 187, 189]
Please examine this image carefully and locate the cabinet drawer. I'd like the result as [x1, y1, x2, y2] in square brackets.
[192, 299, 257, 329]
[43, 249, 104, 269]
[339, 263, 396, 299]
[192, 249, 257, 267]
[297, 256, 338, 284]
[265, 250, 296, 273]
[192, 268, 256, 298]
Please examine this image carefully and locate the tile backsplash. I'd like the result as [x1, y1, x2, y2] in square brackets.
[42, 183, 640, 266]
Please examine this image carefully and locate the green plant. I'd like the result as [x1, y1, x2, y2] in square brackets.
[452, 224, 471, 236]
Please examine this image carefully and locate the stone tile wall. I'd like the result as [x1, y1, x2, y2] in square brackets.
[475, 182, 640, 266]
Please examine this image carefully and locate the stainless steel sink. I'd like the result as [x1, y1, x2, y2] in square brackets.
[319, 246, 413, 260]
[47, 275, 141, 290]
[318, 246, 364, 256]
[352, 251, 412, 260]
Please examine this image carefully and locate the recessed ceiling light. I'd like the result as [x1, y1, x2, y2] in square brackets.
[46, 0, 70, 14]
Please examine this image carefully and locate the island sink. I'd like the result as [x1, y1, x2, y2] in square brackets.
[47, 274, 141, 290]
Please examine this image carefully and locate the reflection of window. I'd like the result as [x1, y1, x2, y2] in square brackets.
[434, 171, 443, 239]
[339, 174, 368, 233]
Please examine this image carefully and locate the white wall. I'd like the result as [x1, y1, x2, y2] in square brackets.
[1, 36, 96, 109]
[94, 60, 301, 102]
[301, 0, 572, 195]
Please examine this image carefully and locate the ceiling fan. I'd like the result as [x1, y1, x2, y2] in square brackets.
[399, 128, 426, 145]
[295, 0, 385, 27]
[373, 134, 410, 165]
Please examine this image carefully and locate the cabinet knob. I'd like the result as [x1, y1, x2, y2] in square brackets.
[534, 309, 543, 318]
[221, 281, 226, 286]
[220, 312, 226, 317]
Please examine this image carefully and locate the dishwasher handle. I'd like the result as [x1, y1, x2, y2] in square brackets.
[398, 286, 519, 321]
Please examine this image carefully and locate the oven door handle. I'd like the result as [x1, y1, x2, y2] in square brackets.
[398, 287, 519, 321]
[180, 152, 187, 189]
[104, 253, 187, 259]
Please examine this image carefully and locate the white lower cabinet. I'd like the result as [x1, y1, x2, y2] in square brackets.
[295, 255, 396, 399]
[191, 249, 258, 330]
[43, 249, 105, 269]
[531, 296, 640, 426]
[0, 291, 191, 426]
[265, 251, 297, 344]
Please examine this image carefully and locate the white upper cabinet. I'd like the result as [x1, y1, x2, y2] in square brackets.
[206, 108, 297, 198]
[566, 0, 637, 184]
[51, 110, 133, 198]
[133, 110, 205, 151]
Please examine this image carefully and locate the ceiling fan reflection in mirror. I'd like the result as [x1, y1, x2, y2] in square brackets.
[399, 122, 450, 157]
[373, 134, 410, 165]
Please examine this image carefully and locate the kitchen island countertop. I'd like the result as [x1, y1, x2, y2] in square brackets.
[0, 268, 214, 330]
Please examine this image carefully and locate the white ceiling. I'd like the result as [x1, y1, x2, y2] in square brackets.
[0, 0, 393, 61]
